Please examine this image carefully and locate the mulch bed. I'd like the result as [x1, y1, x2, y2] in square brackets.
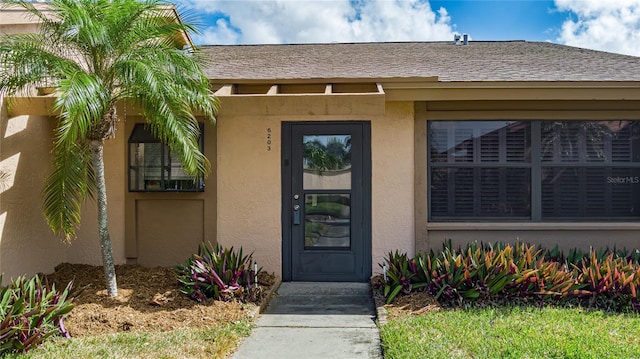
[43, 263, 276, 337]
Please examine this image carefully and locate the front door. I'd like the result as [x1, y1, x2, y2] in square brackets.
[282, 122, 371, 281]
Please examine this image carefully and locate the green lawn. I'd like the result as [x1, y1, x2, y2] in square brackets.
[380, 306, 640, 359]
[5, 318, 253, 359]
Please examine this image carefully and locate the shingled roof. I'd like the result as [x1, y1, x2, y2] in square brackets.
[200, 41, 640, 82]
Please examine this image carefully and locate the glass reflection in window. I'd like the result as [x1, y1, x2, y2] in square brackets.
[305, 194, 351, 248]
[303, 135, 352, 190]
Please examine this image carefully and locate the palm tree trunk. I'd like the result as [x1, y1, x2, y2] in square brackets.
[90, 140, 118, 297]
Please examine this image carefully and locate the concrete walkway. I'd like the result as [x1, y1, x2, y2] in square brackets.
[233, 282, 382, 359]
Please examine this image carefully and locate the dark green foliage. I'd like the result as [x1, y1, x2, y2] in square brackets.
[0, 274, 77, 354]
[380, 251, 427, 303]
[378, 241, 640, 312]
[303, 136, 351, 172]
[175, 242, 261, 302]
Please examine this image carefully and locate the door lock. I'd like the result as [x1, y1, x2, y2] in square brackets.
[293, 204, 301, 225]
[293, 194, 300, 200]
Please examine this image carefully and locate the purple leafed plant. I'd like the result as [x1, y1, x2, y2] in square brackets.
[175, 242, 261, 302]
[378, 241, 640, 312]
[0, 274, 78, 354]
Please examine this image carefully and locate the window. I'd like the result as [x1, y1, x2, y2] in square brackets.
[128, 124, 205, 192]
[428, 121, 640, 221]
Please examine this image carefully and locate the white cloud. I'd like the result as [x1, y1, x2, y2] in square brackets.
[177, 0, 455, 45]
[196, 18, 241, 45]
[555, 0, 640, 56]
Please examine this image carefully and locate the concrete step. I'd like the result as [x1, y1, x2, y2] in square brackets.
[232, 282, 382, 359]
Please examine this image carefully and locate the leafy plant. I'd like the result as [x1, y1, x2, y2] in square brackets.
[574, 252, 640, 311]
[378, 241, 640, 312]
[379, 251, 427, 303]
[175, 242, 261, 302]
[0, 274, 77, 354]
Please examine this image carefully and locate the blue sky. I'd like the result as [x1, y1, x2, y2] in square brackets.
[429, 1, 565, 41]
[177, 0, 640, 56]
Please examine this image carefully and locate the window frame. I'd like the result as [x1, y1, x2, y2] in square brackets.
[427, 120, 640, 222]
[128, 123, 205, 192]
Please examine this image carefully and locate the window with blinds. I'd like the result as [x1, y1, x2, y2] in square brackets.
[428, 120, 640, 221]
[540, 121, 640, 219]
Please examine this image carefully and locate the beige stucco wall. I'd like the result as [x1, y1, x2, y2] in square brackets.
[216, 101, 415, 278]
[136, 199, 205, 266]
[0, 4, 50, 36]
[216, 114, 283, 273]
[371, 102, 415, 271]
[426, 227, 639, 253]
[0, 99, 129, 281]
[0, 109, 69, 280]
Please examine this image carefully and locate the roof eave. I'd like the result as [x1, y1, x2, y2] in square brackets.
[383, 80, 640, 101]
[208, 76, 439, 85]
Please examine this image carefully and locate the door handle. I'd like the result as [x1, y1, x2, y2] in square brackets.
[293, 204, 301, 225]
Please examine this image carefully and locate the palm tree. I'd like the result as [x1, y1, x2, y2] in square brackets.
[0, 0, 219, 296]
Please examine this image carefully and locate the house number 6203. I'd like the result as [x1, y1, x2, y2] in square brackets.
[266, 127, 272, 151]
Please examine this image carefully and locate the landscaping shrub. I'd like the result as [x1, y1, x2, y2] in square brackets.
[175, 242, 261, 302]
[377, 241, 640, 312]
[543, 245, 640, 269]
[381, 250, 428, 302]
[0, 274, 77, 354]
[576, 251, 640, 311]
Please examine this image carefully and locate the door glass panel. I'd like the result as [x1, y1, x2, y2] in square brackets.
[303, 135, 351, 190]
[304, 194, 350, 248]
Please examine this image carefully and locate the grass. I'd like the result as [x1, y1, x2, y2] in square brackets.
[5, 318, 253, 359]
[380, 306, 640, 359]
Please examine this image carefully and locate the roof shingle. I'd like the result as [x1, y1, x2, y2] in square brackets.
[200, 41, 640, 82]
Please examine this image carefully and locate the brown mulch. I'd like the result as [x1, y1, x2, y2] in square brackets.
[383, 291, 442, 319]
[370, 275, 443, 321]
[42, 263, 276, 338]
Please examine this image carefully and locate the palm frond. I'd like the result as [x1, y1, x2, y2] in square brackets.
[42, 142, 95, 243]
[112, 43, 217, 178]
[54, 71, 110, 146]
[0, 33, 73, 94]
[138, 89, 209, 176]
